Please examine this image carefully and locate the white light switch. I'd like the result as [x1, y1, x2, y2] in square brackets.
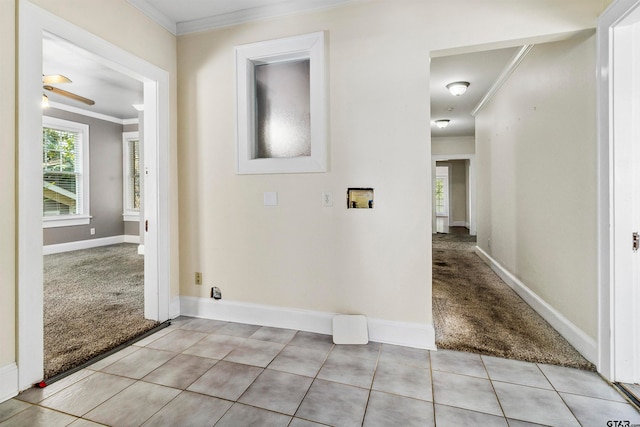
[264, 192, 278, 206]
[322, 192, 333, 207]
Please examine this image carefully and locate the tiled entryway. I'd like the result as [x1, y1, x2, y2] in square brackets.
[1, 317, 639, 426]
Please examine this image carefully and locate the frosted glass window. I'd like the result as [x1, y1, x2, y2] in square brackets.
[235, 31, 326, 174]
[255, 59, 311, 158]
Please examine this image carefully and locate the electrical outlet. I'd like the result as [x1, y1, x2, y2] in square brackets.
[195, 272, 202, 285]
[90, 228, 96, 235]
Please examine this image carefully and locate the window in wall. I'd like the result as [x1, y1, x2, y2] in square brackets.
[42, 116, 90, 228]
[236, 31, 326, 174]
[435, 176, 448, 216]
[123, 131, 141, 221]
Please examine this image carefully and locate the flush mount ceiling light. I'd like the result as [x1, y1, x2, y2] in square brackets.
[435, 119, 450, 128]
[446, 81, 470, 96]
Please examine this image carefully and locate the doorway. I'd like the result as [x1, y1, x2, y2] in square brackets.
[18, 1, 171, 390]
[432, 155, 476, 236]
[597, 0, 640, 391]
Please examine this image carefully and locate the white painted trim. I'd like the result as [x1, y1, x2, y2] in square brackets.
[475, 246, 597, 363]
[597, 0, 640, 383]
[451, 221, 468, 228]
[0, 363, 18, 403]
[179, 296, 436, 350]
[43, 235, 137, 255]
[19, 0, 171, 391]
[169, 296, 181, 320]
[42, 115, 91, 227]
[126, 0, 177, 35]
[176, 0, 356, 35]
[124, 235, 140, 244]
[236, 31, 327, 174]
[471, 45, 534, 117]
[48, 101, 137, 125]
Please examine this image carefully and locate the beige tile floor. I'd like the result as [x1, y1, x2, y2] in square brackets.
[1, 316, 639, 427]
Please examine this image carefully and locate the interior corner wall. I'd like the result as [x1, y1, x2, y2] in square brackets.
[475, 32, 598, 340]
[177, 0, 606, 327]
[43, 108, 125, 245]
[431, 136, 475, 156]
[0, 0, 16, 370]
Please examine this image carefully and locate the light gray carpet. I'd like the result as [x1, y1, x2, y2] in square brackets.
[44, 243, 158, 379]
[433, 233, 595, 370]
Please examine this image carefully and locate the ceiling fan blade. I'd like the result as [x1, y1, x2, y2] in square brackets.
[43, 85, 95, 106]
[42, 74, 72, 85]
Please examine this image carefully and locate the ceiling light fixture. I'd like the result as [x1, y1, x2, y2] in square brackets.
[435, 119, 450, 128]
[42, 94, 49, 108]
[446, 81, 470, 96]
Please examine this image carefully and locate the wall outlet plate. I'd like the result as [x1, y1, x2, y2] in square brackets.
[195, 272, 202, 285]
[322, 191, 333, 207]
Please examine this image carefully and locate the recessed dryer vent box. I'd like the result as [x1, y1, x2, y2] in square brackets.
[347, 188, 374, 209]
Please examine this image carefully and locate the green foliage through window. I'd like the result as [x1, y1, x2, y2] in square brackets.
[43, 127, 80, 216]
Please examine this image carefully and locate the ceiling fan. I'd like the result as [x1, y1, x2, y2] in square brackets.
[43, 74, 95, 106]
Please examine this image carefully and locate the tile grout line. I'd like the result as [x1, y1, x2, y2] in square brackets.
[359, 343, 383, 426]
[479, 353, 509, 423]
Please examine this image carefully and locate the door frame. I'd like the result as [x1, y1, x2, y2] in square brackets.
[18, 0, 171, 390]
[597, 0, 640, 382]
[432, 154, 476, 235]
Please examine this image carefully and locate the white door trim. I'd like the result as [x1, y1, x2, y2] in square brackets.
[432, 154, 477, 235]
[597, 0, 640, 382]
[18, 0, 171, 390]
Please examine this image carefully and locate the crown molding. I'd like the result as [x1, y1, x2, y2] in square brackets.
[127, 0, 177, 35]
[48, 102, 138, 125]
[129, 0, 358, 36]
[471, 44, 534, 117]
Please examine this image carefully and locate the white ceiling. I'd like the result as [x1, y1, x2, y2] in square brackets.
[42, 2, 522, 134]
[127, 0, 358, 35]
[430, 47, 520, 138]
[43, 32, 143, 120]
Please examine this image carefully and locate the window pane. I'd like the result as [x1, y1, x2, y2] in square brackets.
[43, 127, 81, 216]
[129, 140, 141, 211]
[255, 59, 311, 158]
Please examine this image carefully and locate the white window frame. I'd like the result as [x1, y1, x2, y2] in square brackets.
[235, 31, 327, 174]
[42, 116, 90, 228]
[122, 131, 140, 222]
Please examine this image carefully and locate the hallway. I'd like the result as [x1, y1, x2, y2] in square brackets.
[432, 228, 593, 370]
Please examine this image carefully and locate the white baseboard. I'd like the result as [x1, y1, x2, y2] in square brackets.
[475, 246, 597, 363]
[123, 235, 140, 244]
[43, 235, 140, 255]
[179, 296, 436, 350]
[0, 363, 18, 403]
[169, 296, 181, 319]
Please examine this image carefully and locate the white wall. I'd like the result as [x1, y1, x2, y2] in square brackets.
[0, 0, 16, 371]
[476, 32, 598, 340]
[177, 0, 607, 333]
[432, 136, 475, 156]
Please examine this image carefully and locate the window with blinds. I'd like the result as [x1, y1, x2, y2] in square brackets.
[42, 116, 90, 227]
[123, 132, 141, 221]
